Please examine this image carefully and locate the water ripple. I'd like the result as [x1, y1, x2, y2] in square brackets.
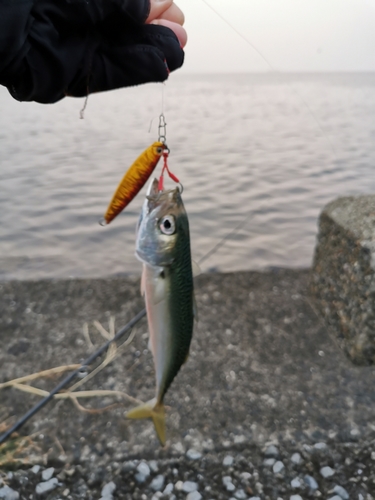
[1, 73, 375, 279]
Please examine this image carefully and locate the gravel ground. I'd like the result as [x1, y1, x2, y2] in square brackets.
[1, 269, 375, 499]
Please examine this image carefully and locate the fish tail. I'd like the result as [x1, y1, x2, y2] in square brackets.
[126, 398, 166, 445]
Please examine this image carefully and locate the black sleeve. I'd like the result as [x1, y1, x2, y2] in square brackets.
[0, 0, 184, 104]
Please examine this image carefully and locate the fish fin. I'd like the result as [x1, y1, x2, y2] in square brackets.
[148, 336, 153, 354]
[192, 260, 201, 277]
[152, 270, 166, 304]
[126, 398, 166, 445]
[193, 292, 198, 323]
[142, 266, 165, 304]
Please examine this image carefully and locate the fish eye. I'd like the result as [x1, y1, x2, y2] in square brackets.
[156, 146, 163, 154]
[159, 215, 175, 235]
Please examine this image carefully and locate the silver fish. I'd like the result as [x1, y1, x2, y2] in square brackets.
[126, 178, 195, 445]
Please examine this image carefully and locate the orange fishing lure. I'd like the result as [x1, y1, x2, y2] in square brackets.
[102, 141, 166, 224]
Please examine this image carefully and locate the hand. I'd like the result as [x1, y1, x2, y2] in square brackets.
[0, 0, 186, 104]
[146, 0, 187, 48]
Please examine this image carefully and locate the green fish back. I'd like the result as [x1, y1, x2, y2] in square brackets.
[160, 210, 194, 402]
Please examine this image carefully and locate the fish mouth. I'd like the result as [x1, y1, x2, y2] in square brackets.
[146, 178, 182, 209]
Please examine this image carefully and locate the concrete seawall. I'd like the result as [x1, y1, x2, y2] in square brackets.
[310, 195, 375, 365]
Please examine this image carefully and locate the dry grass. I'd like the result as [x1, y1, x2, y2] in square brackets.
[0, 433, 42, 469]
[0, 317, 143, 463]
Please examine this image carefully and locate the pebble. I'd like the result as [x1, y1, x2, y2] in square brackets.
[291, 453, 302, 465]
[31, 465, 41, 474]
[234, 489, 247, 499]
[182, 481, 198, 493]
[290, 496, 303, 500]
[314, 442, 327, 450]
[327, 497, 342, 500]
[263, 458, 276, 467]
[148, 460, 159, 473]
[291, 478, 302, 488]
[0, 486, 19, 500]
[273, 461, 285, 474]
[173, 442, 185, 454]
[163, 483, 174, 495]
[333, 485, 349, 500]
[240, 472, 252, 481]
[35, 478, 58, 495]
[222, 476, 235, 492]
[249, 497, 261, 500]
[150, 475, 165, 492]
[186, 492, 202, 500]
[234, 435, 246, 444]
[101, 481, 116, 499]
[135, 472, 148, 484]
[320, 466, 335, 478]
[135, 462, 151, 483]
[174, 481, 184, 491]
[41, 467, 55, 481]
[186, 449, 202, 460]
[304, 475, 319, 490]
[223, 455, 234, 466]
[137, 462, 151, 477]
[264, 445, 279, 458]
[122, 460, 137, 472]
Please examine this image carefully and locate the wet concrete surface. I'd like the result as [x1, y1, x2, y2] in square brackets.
[1, 269, 375, 499]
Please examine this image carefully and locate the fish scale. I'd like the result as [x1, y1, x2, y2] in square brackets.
[163, 263, 194, 398]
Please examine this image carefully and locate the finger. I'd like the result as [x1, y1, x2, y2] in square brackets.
[150, 20, 187, 48]
[158, 4, 185, 25]
[146, 0, 173, 23]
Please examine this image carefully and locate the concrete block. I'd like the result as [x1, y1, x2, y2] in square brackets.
[310, 195, 375, 365]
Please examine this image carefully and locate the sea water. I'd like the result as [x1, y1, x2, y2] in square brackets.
[1, 73, 374, 280]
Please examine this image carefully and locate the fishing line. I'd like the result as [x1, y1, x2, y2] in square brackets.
[161, 82, 166, 116]
[200, 0, 337, 158]
[197, 215, 252, 267]
[200, 0, 276, 71]
[79, 94, 89, 120]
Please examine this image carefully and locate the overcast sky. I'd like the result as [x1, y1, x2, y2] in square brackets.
[176, 0, 375, 73]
